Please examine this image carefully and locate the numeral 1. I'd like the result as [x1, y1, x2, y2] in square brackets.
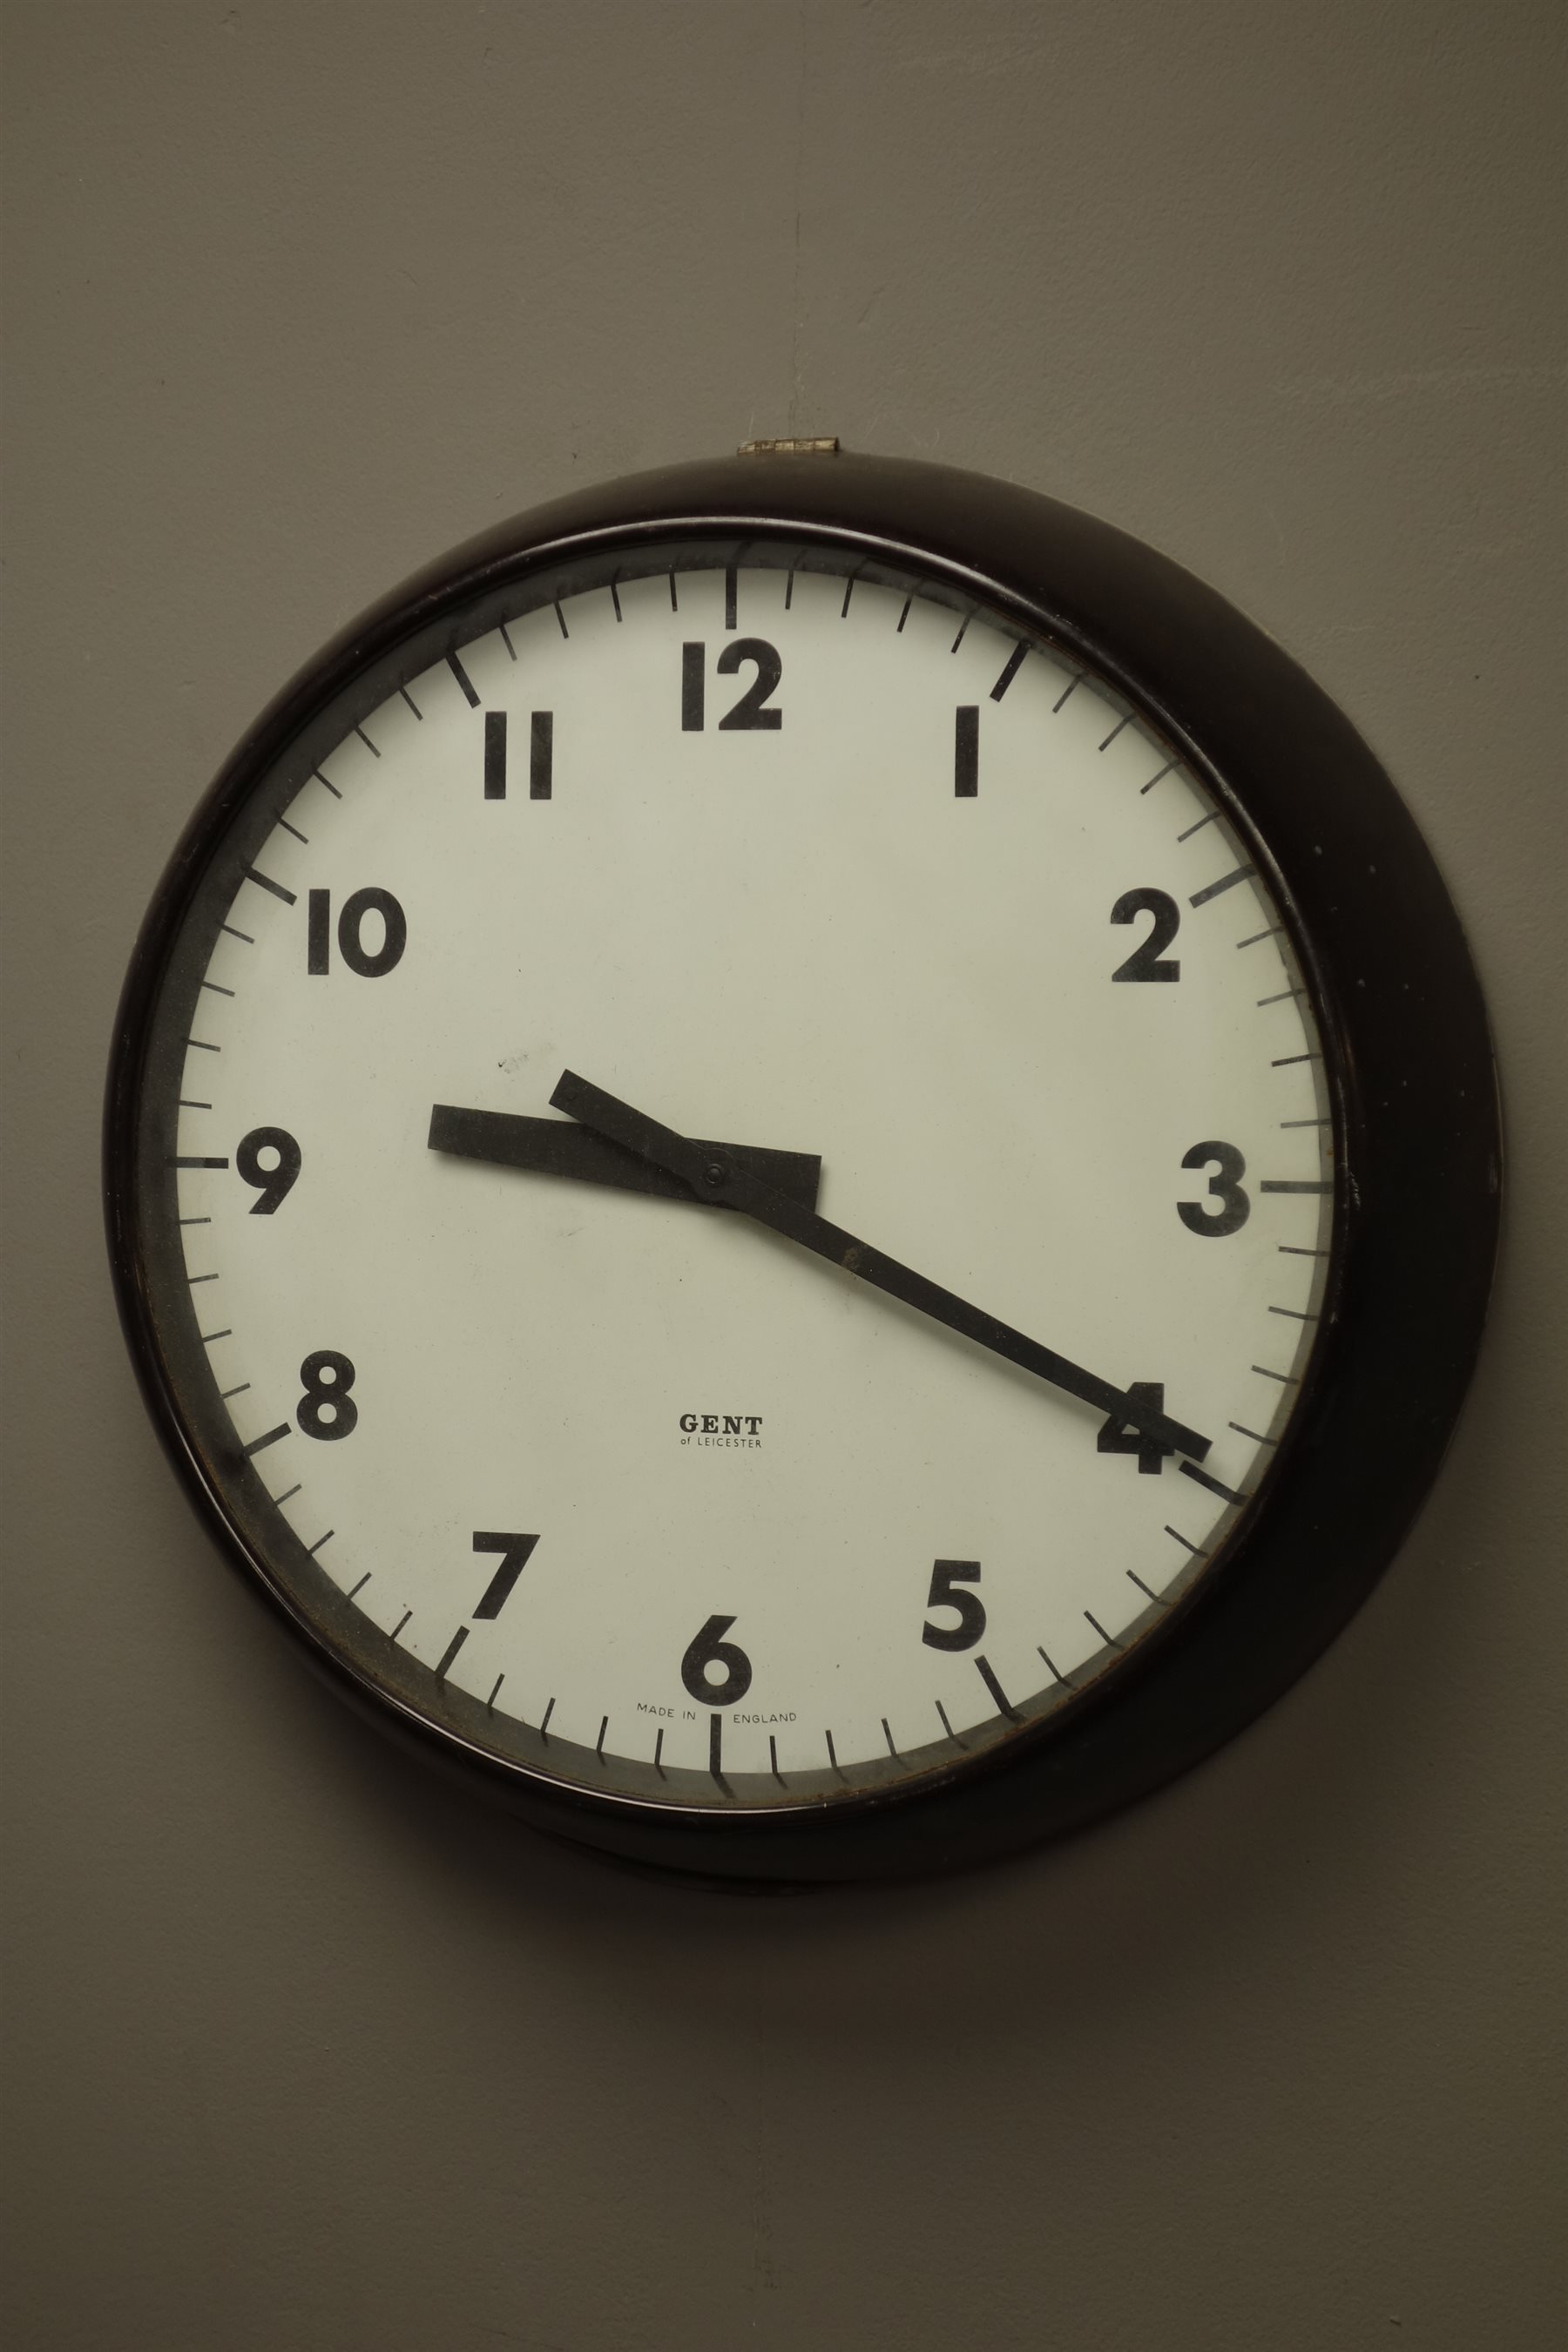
[955, 706, 979, 797]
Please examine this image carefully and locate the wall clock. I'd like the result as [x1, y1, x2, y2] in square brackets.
[105, 449, 1500, 1884]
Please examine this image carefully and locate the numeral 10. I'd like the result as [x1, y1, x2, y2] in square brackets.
[307, 888, 407, 977]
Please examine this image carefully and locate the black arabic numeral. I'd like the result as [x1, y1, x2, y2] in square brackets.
[681, 641, 784, 732]
[1177, 1141, 1251, 1235]
[470, 1531, 539, 1619]
[234, 1126, 301, 1214]
[1110, 888, 1181, 981]
[296, 1350, 357, 1440]
[716, 638, 783, 730]
[307, 887, 407, 977]
[922, 1560, 985, 1652]
[680, 642, 704, 731]
[680, 1613, 754, 1706]
[1097, 1380, 1174, 1475]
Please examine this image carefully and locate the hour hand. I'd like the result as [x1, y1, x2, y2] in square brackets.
[428, 1104, 822, 1211]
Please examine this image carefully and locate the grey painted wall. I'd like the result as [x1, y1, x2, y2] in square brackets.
[3, 4, 1563, 2346]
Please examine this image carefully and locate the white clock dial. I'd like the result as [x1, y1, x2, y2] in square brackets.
[150, 544, 1331, 1805]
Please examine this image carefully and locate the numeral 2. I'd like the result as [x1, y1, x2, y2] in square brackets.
[1110, 889, 1180, 981]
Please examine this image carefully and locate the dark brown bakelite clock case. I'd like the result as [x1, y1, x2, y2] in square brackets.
[105, 454, 1501, 1884]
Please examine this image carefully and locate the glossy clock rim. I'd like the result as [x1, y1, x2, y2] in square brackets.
[105, 454, 1501, 1883]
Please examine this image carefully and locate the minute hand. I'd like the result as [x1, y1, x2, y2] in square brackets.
[550, 1071, 1211, 1465]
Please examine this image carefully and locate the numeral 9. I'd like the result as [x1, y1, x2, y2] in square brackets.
[236, 1126, 301, 1213]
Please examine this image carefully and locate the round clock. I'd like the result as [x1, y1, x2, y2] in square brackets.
[105, 450, 1500, 1884]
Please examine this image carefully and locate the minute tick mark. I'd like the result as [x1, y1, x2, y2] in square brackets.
[1191, 865, 1257, 907]
[241, 1423, 290, 1457]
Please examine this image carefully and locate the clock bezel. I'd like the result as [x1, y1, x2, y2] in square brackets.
[105, 453, 1501, 1883]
